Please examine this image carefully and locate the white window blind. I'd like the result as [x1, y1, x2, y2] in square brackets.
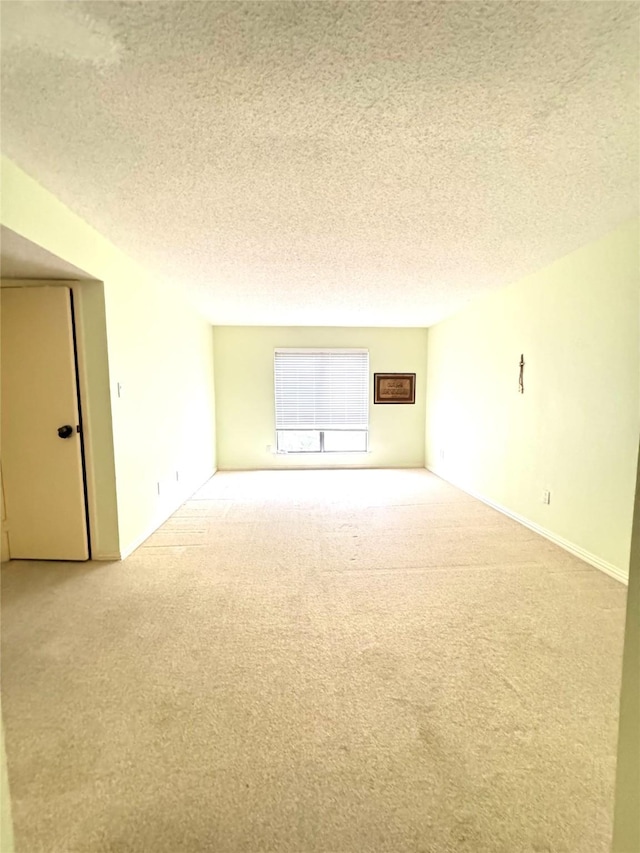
[274, 349, 369, 431]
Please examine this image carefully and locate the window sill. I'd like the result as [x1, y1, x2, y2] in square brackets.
[274, 450, 371, 455]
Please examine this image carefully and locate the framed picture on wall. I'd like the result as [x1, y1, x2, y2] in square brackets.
[374, 373, 416, 404]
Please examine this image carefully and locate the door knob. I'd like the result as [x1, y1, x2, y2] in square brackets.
[57, 425, 74, 439]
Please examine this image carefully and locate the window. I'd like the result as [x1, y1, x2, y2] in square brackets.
[274, 349, 369, 453]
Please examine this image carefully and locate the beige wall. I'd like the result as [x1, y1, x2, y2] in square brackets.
[0, 157, 216, 557]
[214, 326, 427, 470]
[106, 282, 216, 554]
[73, 280, 120, 557]
[612, 441, 640, 851]
[425, 219, 639, 579]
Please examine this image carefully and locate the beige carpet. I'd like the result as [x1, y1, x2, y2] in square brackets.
[1, 469, 627, 853]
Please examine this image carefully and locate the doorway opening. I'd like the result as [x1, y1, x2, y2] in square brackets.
[0, 227, 120, 561]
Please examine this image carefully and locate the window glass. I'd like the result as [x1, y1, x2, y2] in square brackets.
[277, 430, 321, 453]
[323, 430, 368, 452]
[274, 349, 370, 453]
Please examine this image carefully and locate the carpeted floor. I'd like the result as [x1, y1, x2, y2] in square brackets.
[1, 469, 627, 853]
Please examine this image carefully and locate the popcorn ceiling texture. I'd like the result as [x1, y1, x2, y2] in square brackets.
[1, 1, 638, 326]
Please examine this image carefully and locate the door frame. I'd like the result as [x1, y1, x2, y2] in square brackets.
[1, 279, 119, 560]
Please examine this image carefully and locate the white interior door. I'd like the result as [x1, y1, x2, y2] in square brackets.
[1, 286, 89, 560]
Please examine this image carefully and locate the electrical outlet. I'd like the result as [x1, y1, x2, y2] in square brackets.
[439, 448, 445, 461]
[543, 490, 551, 505]
[176, 470, 179, 482]
[266, 444, 272, 453]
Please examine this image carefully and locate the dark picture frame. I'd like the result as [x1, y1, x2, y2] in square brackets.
[373, 373, 416, 404]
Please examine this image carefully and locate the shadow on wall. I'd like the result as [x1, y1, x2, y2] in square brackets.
[612, 439, 640, 852]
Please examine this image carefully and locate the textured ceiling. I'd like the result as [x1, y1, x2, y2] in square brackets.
[1, 1, 638, 327]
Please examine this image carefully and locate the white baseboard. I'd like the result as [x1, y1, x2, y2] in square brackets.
[217, 463, 420, 471]
[426, 465, 628, 585]
[119, 527, 157, 561]
[118, 469, 217, 560]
